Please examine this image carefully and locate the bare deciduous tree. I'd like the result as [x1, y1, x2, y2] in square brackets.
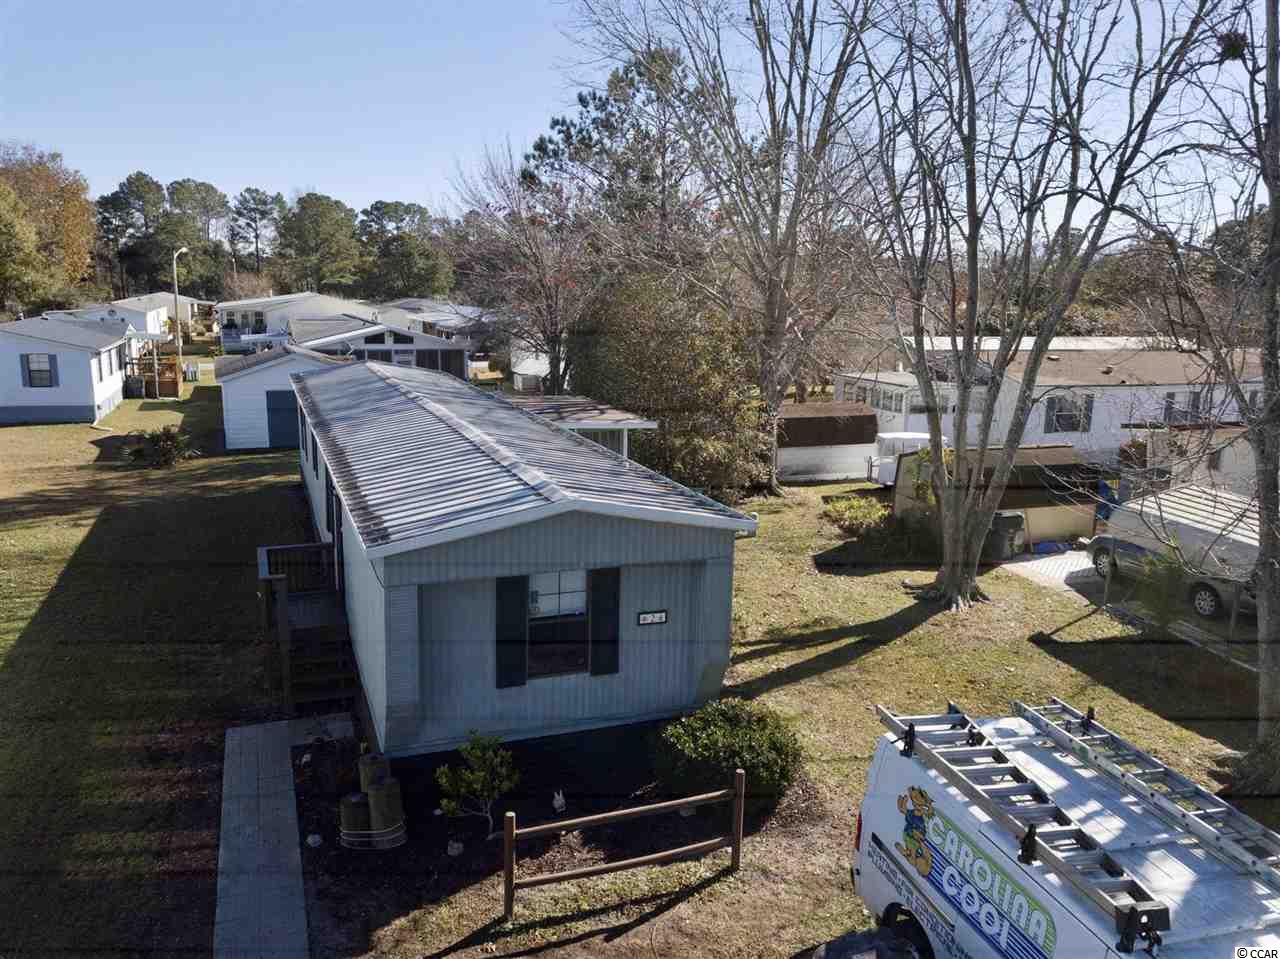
[850, 0, 1224, 608]
[454, 148, 611, 395]
[576, 0, 873, 488]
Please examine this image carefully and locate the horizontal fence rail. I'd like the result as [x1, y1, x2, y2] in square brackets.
[502, 768, 745, 920]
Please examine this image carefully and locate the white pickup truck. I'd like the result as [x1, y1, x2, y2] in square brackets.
[854, 699, 1280, 958]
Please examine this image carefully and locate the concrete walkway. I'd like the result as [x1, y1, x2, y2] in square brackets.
[213, 721, 309, 958]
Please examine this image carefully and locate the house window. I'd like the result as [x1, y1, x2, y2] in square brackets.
[364, 332, 386, 344]
[94, 353, 103, 382]
[311, 432, 319, 477]
[298, 410, 307, 457]
[25, 353, 53, 388]
[1044, 393, 1094, 433]
[495, 568, 621, 687]
[855, 386, 868, 404]
[527, 570, 588, 678]
[366, 350, 391, 362]
[252, 311, 265, 333]
[391, 331, 413, 345]
[116, 344, 127, 370]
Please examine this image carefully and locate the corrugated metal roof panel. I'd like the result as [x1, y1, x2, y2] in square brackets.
[1, 316, 126, 349]
[1118, 484, 1260, 547]
[293, 363, 755, 555]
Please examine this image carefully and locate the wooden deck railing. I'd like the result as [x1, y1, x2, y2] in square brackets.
[261, 542, 334, 595]
[502, 769, 745, 920]
[257, 542, 337, 714]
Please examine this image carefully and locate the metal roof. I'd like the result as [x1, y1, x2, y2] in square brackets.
[215, 343, 348, 381]
[288, 316, 375, 344]
[215, 292, 316, 309]
[1115, 484, 1259, 547]
[501, 394, 657, 429]
[292, 363, 755, 557]
[1, 316, 127, 350]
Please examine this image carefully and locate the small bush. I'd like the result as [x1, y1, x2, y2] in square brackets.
[822, 495, 889, 538]
[653, 699, 803, 806]
[435, 733, 520, 838]
[1136, 550, 1188, 631]
[125, 426, 200, 468]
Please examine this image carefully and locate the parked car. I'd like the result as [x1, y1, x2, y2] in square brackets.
[1085, 483, 1258, 619]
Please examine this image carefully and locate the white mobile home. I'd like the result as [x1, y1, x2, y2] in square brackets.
[48, 302, 167, 337]
[0, 317, 129, 424]
[114, 292, 211, 331]
[215, 293, 376, 353]
[834, 346, 1261, 464]
[291, 317, 472, 380]
[272, 362, 756, 756]
[502, 393, 657, 457]
[214, 345, 348, 450]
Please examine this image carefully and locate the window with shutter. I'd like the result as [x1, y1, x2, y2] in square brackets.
[25, 353, 54, 388]
[527, 570, 589, 677]
[495, 576, 529, 688]
[588, 568, 621, 675]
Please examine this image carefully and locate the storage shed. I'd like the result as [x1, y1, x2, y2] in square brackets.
[893, 444, 1098, 547]
[284, 362, 757, 755]
[776, 401, 878, 481]
[214, 345, 348, 449]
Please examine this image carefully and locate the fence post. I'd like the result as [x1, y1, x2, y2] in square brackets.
[503, 811, 517, 920]
[274, 581, 292, 714]
[731, 768, 745, 872]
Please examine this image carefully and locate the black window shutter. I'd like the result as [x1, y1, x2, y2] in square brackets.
[1081, 394, 1094, 433]
[589, 568, 621, 676]
[324, 469, 335, 533]
[495, 575, 528, 688]
[1043, 395, 1056, 433]
[19, 354, 29, 387]
[48, 354, 59, 387]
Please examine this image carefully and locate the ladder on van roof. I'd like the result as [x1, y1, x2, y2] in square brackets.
[877, 704, 1171, 952]
[1015, 697, 1280, 890]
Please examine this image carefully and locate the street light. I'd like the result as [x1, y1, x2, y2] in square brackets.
[172, 247, 189, 396]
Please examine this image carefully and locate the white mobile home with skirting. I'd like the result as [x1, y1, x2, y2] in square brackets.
[270, 362, 755, 756]
[0, 317, 129, 425]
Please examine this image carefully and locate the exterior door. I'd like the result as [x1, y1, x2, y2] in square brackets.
[265, 390, 299, 448]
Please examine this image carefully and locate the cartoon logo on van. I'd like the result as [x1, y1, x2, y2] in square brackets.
[894, 787, 1058, 958]
[895, 785, 935, 877]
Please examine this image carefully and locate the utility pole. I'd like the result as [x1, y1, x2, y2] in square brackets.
[172, 246, 189, 397]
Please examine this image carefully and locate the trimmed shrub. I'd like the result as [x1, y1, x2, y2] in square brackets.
[125, 426, 200, 468]
[822, 495, 889, 538]
[435, 733, 520, 838]
[653, 699, 803, 806]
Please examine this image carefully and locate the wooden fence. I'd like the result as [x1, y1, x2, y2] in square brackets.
[502, 769, 745, 920]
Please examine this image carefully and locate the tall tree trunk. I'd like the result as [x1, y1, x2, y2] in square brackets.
[1257, 0, 1280, 739]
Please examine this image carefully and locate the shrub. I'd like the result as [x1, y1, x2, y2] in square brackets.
[653, 699, 803, 806]
[1135, 549, 1188, 631]
[125, 426, 200, 468]
[435, 733, 520, 838]
[822, 495, 889, 538]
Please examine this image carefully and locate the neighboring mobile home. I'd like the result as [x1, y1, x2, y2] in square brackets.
[113, 292, 212, 330]
[215, 293, 376, 352]
[0, 316, 130, 424]
[214, 345, 349, 449]
[274, 362, 756, 755]
[502, 393, 657, 457]
[834, 346, 1262, 464]
[292, 317, 471, 379]
[47, 302, 167, 337]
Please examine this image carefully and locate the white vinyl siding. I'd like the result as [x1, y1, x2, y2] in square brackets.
[217, 353, 335, 450]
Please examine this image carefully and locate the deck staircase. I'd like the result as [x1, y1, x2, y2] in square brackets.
[259, 544, 359, 715]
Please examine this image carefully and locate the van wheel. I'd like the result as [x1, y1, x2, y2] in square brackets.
[1092, 548, 1115, 580]
[1191, 583, 1223, 619]
[884, 905, 934, 959]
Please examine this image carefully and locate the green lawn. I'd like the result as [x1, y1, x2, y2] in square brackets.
[340, 483, 1261, 958]
[0, 385, 310, 954]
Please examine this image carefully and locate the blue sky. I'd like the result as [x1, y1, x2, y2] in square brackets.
[0, 0, 586, 212]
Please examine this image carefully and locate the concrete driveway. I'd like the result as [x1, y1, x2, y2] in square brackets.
[1002, 549, 1105, 606]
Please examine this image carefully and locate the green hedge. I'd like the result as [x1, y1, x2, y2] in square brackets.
[653, 699, 802, 805]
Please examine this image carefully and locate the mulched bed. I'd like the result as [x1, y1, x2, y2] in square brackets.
[294, 720, 824, 955]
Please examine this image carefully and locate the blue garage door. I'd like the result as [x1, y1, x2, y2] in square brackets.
[265, 390, 299, 448]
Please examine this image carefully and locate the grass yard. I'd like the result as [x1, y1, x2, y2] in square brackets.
[335, 483, 1262, 958]
[0, 381, 311, 955]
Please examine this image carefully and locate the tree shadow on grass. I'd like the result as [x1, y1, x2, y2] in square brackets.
[427, 869, 729, 958]
[0, 470, 310, 954]
[728, 600, 940, 700]
[1028, 629, 1259, 752]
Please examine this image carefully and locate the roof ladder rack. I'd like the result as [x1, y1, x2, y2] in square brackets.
[877, 704, 1171, 952]
[1014, 698, 1280, 893]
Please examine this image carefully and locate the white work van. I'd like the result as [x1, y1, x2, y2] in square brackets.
[854, 699, 1280, 958]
